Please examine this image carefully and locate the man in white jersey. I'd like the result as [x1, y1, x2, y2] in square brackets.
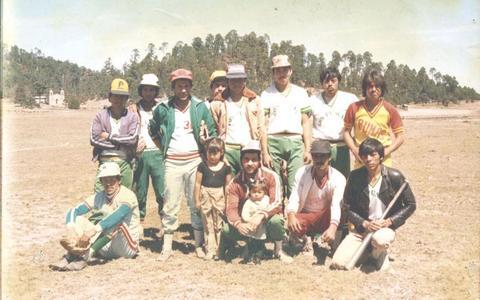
[132, 74, 165, 223]
[331, 138, 416, 271]
[50, 162, 140, 271]
[287, 140, 346, 263]
[149, 69, 217, 261]
[310, 67, 358, 178]
[261, 54, 313, 198]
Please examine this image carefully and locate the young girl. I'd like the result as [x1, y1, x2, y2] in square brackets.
[241, 179, 271, 264]
[194, 138, 232, 260]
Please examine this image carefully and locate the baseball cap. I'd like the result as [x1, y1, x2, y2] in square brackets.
[241, 140, 261, 155]
[110, 78, 129, 96]
[139, 73, 160, 88]
[209, 70, 227, 84]
[97, 162, 122, 178]
[170, 69, 193, 83]
[226, 64, 247, 79]
[271, 55, 291, 69]
[310, 140, 331, 154]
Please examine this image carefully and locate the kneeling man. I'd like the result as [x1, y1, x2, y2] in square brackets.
[50, 162, 140, 271]
[287, 140, 346, 261]
[331, 138, 416, 271]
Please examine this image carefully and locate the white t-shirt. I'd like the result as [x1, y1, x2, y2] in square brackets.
[139, 102, 158, 150]
[310, 90, 358, 140]
[167, 103, 199, 156]
[368, 176, 385, 220]
[225, 97, 251, 146]
[261, 83, 311, 135]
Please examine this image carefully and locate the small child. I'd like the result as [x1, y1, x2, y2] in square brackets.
[194, 138, 232, 260]
[241, 179, 271, 264]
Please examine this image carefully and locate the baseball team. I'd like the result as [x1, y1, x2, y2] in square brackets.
[50, 54, 416, 272]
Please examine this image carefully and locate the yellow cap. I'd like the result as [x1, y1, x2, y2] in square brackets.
[110, 78, 129, 96]
[209, 70, 227, 84]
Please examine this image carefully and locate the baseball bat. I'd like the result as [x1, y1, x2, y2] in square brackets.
[344, 181, 408, 270]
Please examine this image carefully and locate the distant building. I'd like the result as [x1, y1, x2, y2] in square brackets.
[34, 95, 48, 105]
[48, 89, 65, 106]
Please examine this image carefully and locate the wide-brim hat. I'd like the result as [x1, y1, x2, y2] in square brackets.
[271, 54, 291, 69]
[226, 64, 247, 79]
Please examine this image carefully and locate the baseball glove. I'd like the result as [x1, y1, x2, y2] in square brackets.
[60, 230, 90, 256]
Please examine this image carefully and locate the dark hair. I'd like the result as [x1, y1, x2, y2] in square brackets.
[359, 138, 385, 159]
[248, 179, 267, 193]
[361, 69, 387, 97]
[138, 85, 160, 98]
[210, 77, 227, 89]
[320, 67, 342, 83]
[205, 137, 225, 160]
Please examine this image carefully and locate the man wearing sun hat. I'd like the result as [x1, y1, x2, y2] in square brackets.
[149, 68, 217, 261]
[90, 78, 139, 192]
[286, 139, 346, 262]
[131, 73, 165, 224]
[50, 162, 140, 271]
[261, 55, 313, 198]
[210, 63, 269, 175]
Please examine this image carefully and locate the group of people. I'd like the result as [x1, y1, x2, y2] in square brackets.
[50, 54, 416, 272]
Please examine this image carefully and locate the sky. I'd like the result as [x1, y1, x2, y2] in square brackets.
[3, 0, 480, 91]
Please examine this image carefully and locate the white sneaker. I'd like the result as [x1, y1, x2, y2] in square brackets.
[275, 251, 293, 264]
[195, 247, 206, 259]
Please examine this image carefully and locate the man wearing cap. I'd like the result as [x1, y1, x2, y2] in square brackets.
[222, 140, 292, 263]
[210, 64, 270, 175]
[310, 67, 359, 178]
[50, 162, 140, 271]
[205, 70, 227, 108]
[330, 138, 415, 271]
[261, 54, 313, 198]
[90, 78, 139, 192]
[149, 68, 217, 260]
[132, 74, 165, 223]
[286, 140, 346, 262]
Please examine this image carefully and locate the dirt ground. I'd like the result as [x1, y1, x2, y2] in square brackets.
[2, 100, 479, 299]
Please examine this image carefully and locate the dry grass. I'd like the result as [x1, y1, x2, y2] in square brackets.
[2, 101, 479, 299]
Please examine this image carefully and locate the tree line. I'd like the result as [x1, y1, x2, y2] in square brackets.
[3, 30, 479, 108]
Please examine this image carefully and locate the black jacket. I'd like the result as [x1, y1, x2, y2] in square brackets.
[344, 165, 416, 233]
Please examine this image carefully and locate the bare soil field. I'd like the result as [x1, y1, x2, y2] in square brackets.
[2, 100, 479, 299]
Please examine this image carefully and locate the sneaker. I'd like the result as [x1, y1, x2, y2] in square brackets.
[64, 259, 87, 271]
[204, 251, 214, 261]
[49, 254, 75, 271]
[275, 251, 293, 264]
[195, 247, 206, 258]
